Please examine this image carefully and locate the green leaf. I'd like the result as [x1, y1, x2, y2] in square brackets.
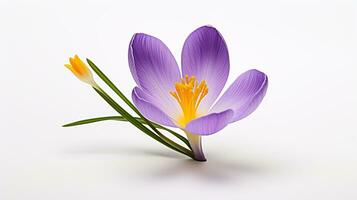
[63, 116, 191, 149]
[92, 87, 193, 158]
[63, 116, 129, 127]
[86, 58, 191, 150]
[87, 59, 139, 114]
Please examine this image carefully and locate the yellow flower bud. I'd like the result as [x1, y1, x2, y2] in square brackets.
[64, 55, 96, 86]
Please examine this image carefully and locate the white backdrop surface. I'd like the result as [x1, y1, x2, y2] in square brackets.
[0, 0, 356, 199]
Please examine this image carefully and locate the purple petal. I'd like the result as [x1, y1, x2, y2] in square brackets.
[210, 69, 268, 122]
[132, 87, 177, 127]
[181, 26, 230, 114]
[129, 33, 182, 118]
[185, 110, 234, 135]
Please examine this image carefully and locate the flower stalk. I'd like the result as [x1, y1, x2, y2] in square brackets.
[185, 132, 206, 162]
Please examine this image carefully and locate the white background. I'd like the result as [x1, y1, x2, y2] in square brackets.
[1, 0, 356, 199]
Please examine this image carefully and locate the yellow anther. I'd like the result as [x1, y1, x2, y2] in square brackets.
[170, 75, 208, 127]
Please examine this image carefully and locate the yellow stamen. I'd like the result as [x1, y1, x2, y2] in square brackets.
[170, 75, 208, 127]
[64, 54, 96, 86]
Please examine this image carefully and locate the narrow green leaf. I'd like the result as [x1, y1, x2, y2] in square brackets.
[63, 116, 191, 149]
[93, 87, 193, 158]
[87, 59, 139, 114]
[86, 58, 191, 150]
[63, 116, 128, 127]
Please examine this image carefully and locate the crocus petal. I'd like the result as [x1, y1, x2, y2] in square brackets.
[210, 69, 268, 122]
[185, 109, 234, 135]
[129, 33, 182, 118]
[132, 87, 177, 127]
[181, 26, 229, 114]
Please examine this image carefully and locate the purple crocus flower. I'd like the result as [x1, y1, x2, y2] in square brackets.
[129, 26, 268, 161]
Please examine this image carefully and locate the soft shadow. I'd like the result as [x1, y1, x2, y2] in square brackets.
[64, 144, 184, 159]
[140, 156, 279, 183]
[63, 144, 281, 184]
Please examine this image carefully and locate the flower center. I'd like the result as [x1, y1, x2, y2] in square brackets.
[170, 75, 208, 127]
